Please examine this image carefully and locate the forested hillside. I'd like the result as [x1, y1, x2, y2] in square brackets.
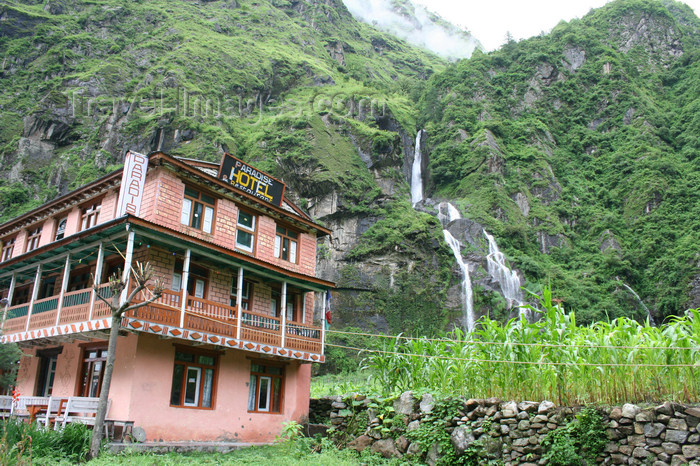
[0, 0, 698, 341]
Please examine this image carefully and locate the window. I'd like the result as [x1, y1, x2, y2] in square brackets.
[26, 227, 42, 252]
[79, 346, 107, 397]
[248, 362, 284, 413]
[230, 275, 252, 309]
[180, 187, 215, 233]
[81, 202, 101, 230]
[68, 268, 91, 291]
[170, 348, 217, 408]
[39, 276, 56, 299]
[36, 348, 62, 397]
[1, 238, 15, 262]
[55, 218, 67, 240]
[270, 290, 301, 322]
[274, 226, 298, 263]
[173, 261, 208, 298]
[235, 210, 256, 253]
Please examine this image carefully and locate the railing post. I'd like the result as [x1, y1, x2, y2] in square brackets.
[1, 273, 15, 330]
[280, 281, 287, 348]
[321, 290, 327, 356]
[55, 255, 71, 326]
[120, 231, 136, 305]
[88, 242, 104, 321]
[180, 249, 191, 328]
[235, 267, 243, 340]
[25, 264, 42, 331]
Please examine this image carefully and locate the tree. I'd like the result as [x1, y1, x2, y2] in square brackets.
[88, 261, 163, 459]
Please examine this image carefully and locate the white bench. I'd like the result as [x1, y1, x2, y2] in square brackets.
[54, 396, 108, 429]
[36, 396, 69, 428]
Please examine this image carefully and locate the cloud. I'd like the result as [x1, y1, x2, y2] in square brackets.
[342, 0, 481, 60]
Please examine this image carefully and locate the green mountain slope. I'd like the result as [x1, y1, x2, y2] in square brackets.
[415, 0, 700, 322]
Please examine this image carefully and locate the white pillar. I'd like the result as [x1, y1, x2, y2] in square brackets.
[120, 231, 136, 305]
[302, 292, 307, 324]
[25, 264, 42, 331]
[235, 267, 244, 340]
[88, 243, 105, 321]
[179, 249, 191, 328]
[321, 290, 327, 356]
[1, 273, 16, 330]
[55, 255, 71, 326]
[280, 281, 287, 348]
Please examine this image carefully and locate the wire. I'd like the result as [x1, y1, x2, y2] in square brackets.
[327, 329, 700, 352]
[325, 342, 700, 368]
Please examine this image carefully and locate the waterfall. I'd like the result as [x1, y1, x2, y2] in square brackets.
[411, 130, 423, 206]
[483, 230, 528, 320]
[621, 282, 655, 325]
[443, 229, 475, 332]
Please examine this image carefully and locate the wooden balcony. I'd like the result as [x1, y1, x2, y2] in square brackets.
[2, 286, 323, 358]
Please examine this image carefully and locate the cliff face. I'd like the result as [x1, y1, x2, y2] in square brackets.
[0, 0, 698, 333]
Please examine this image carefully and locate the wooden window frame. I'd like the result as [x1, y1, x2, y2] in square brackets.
[1, 237, 15, 262]
[77, 344, 108, 397]
[230, 275, 253, 310]
[235, 209, 257, 254]
[54, 218, 67, 241]
[180, 186, 216, 234]
[169, 346, 219, 410]
[247, 360, 285, 414]
[26, 227, 42, 252]
[80, 201, 102, 231]
[274, 225, 299, 264]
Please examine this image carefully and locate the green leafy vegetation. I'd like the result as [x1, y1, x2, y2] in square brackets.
[542, 407, 608, 465]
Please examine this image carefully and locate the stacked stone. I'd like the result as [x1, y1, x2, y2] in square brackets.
[308, 393, 700, 465]
[605, 402, 700, 465]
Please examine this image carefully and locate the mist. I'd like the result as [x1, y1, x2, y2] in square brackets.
[342, 0, 481, 60]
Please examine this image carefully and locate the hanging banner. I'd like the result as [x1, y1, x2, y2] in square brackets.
[218, 154, 285, 207]
[116, 150, 149, 217]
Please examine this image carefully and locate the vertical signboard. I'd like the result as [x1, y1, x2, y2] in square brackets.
[116, 150, 149, 217]
[218, 154, 285, 207]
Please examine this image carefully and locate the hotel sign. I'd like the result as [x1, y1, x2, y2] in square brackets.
[116, 150, 149, 217]
[218, 154, 285, 207]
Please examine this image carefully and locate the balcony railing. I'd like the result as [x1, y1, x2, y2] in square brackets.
[1, 285, 323, 355]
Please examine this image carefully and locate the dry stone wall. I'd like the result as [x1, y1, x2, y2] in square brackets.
[309, 392, 700, 465]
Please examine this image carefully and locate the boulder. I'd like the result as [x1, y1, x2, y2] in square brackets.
[347, 435, 373, 452]
[644, 423, 666, 438]
[538, 400, 555, 415]
[394, 391, 417, 415]
[395, 435, 409, 453]
[664, 430, 689, 444]
[682, 444, 700, 459]
[502, 401, 519, 418]
[621, 404, 641, 420]
[450, 425, 476, 454]
[371, 438, 400, 458]
[420, 394, 435, 414]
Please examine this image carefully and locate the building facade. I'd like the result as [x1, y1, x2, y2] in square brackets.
[0, 151, 333, 442]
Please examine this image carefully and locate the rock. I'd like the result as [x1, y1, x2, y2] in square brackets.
[656, 402, 674, 416]
[652, 462, 670, 466]
[502, 401, 518, 418]
[485, 397, 500, 406]
[513, 438, 530, 447]
[407, 420, 420, 431]
[538, 401, 555, 415]
[450, 425, 476, 454]
[610, 407, 623, 421]
[670, 455, 687, 466]
[331, 401, 347, 409]
[394, 391, 417, 415]
[420, 394, 435, 414]
[667, 418, 687, 431]
[501, 424, 510, 435]
[683, 444, 700, 459]
[685, 407, 700, 418]
[633, 446, 652, 458]
[628, 434, 646, 446]
[395, 436, 409, 453]
[518, 401, 539, 413]
[465, 398, 480, 411]
[347, 435, 373, 452]
[518, 420, 531, 431]
[426, 442, 440, 466]
[658, 414, 672, 424]
[644, 423, 666, 438]
[688, 434, 699, 443]
[662, 442, 681, 455]
[371, 438, 400, 458]
[406, 442, 422, 456]
[634, 422, 645, 434]
[664, 430, 689, 444]
[622, 404, 642, 419]
[636, 410, 655, 422]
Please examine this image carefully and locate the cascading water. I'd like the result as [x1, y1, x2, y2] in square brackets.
[621, 282, 655, 325]
[411, 130, 424, 206]
[443, 228, 475, 332]
[483, 230, 528, 320]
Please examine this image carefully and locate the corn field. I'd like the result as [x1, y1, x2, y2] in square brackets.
[364, 289, 700, 405]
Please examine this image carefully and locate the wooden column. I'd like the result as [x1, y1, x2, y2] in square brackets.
[1, 273, 16, 330]
[120, 231, 135, 305]
[88, 242, 104, 321]
[25, 264, 42, 331]
[55, 255, 71, 326]
[179, 249, 191, 328]
[280, 281, 287, 348]
[235, 267, 244, 340]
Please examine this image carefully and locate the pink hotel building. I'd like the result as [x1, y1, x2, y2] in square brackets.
[0, 151, 334, 442]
